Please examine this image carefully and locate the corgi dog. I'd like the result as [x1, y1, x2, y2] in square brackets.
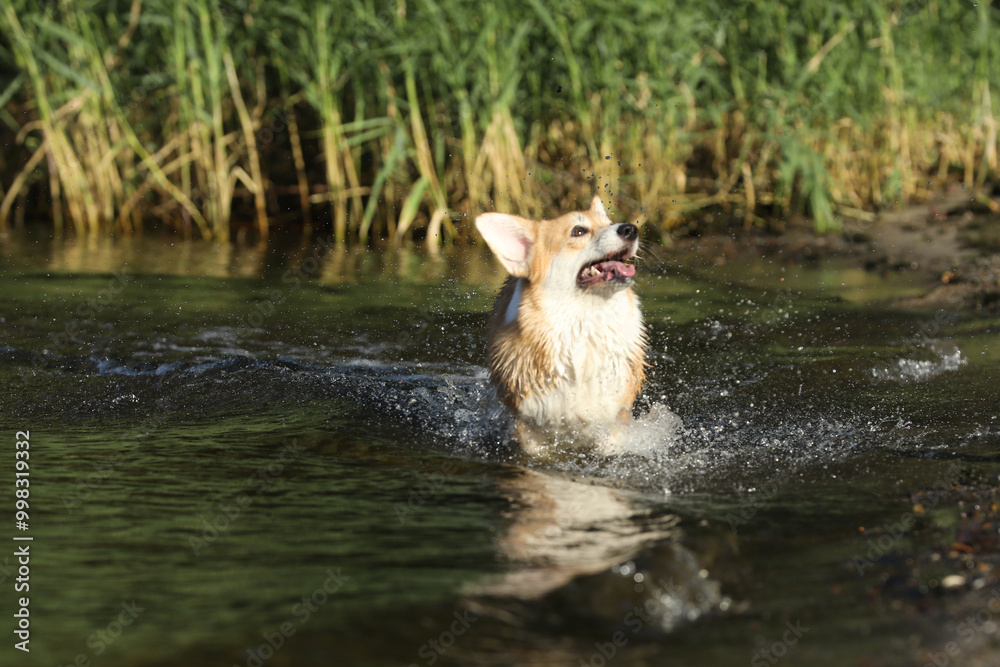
[476, 195, 646, 455]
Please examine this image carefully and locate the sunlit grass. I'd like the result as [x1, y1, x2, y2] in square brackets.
[0, 0, 997, 241]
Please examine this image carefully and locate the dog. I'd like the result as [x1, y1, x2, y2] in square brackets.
[476, 195, 646, 455]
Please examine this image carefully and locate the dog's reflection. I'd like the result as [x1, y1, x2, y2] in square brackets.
[470, 466, 725, 633]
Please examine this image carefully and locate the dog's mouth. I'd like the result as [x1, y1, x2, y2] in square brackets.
[576, 249, 636, 287]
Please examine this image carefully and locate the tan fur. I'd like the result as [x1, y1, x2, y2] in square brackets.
[477, 196, 647, 454]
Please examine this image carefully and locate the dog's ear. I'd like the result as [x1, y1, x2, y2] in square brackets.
[590, 195, 612, 225]
[475, 213, 535, 277]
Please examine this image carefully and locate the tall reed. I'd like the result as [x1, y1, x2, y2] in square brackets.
[1, 0, 997, 242]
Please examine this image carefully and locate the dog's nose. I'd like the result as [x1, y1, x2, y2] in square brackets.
[617, 223, 638, 241]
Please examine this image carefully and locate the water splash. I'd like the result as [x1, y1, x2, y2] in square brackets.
[871, 340, 967, 382]
[0, 344, 967, 496]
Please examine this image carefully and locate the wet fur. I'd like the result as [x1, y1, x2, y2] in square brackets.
[477, 196, 646, 454]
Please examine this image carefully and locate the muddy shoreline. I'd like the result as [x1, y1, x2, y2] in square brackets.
[672, 186, 1000, 312]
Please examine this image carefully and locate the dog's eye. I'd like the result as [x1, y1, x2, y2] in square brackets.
[571, 225, 588, 237]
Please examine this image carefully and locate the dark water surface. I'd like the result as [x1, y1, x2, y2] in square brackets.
[1, 232, 998, 666]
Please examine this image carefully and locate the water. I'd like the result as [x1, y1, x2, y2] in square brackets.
[1, 232, 998, 666]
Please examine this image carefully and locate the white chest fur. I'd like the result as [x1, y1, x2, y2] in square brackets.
[518, 289, 644, 429]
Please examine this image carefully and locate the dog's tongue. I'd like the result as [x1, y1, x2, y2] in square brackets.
[597, 260, 635, 279]
[578, 260, 635, 285]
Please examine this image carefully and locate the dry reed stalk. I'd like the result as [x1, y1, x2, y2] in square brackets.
[342, 144, 365, 232]
[224, 50, 268, 237]
[457, 93, 485, 217]
[0, 144, 46, 228]
[475, 108, 528, 216]
[404, 69, 449, 246]
[286, 105, 312, 228]
[319, 112, 347, 242]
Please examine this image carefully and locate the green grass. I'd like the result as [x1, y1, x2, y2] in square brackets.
[0, 0, 997, 241]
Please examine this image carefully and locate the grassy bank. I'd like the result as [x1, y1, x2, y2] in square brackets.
[0, 0, 998, 242]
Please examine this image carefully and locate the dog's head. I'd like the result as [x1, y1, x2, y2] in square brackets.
[476, 196, 639, 295]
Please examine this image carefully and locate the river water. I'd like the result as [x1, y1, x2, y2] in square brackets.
[1, 231, 998, 666]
